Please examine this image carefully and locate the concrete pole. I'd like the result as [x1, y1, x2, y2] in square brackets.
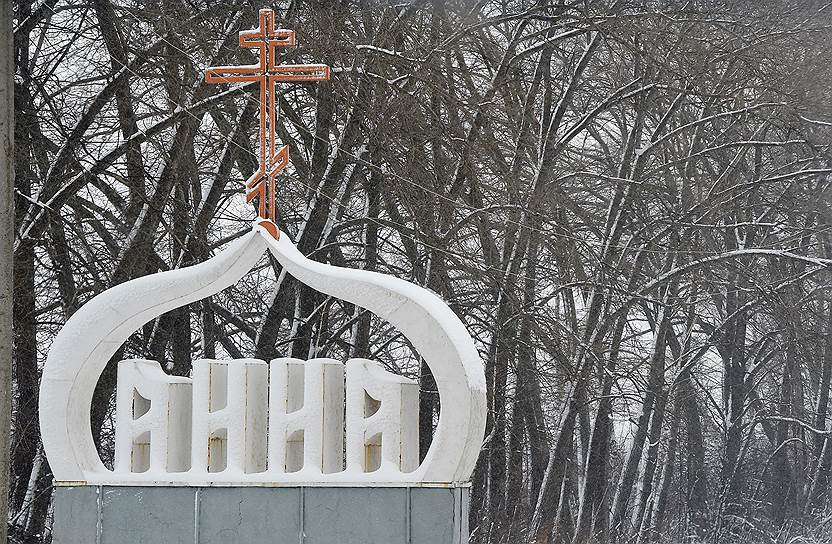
[0, 0, 15, 541]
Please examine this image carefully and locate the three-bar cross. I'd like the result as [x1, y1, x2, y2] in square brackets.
[206, 9, 329, 237]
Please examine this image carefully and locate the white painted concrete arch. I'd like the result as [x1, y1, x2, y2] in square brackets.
[39, 224, 486, 485]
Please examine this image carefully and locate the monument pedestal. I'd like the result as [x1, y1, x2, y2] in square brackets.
[52, 484, 469, 544]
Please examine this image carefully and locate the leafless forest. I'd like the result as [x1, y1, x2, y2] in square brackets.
[10, 0, 832, 542]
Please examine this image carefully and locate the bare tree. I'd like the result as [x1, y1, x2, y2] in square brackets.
[8, 1, 832, 542]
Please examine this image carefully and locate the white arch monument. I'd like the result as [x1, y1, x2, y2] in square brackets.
[40, 224, 486, 486]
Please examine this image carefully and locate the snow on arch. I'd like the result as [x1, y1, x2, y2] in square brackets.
[39, 224, 486, 485]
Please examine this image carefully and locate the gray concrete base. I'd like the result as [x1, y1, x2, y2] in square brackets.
[52, 485, 469, 544]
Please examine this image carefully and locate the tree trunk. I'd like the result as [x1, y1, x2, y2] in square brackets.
[518, 228, 547, 502]
[573, 314, 626, 544]
[609, 300, 673, 537]
[574, 248, 648, 542]
[91, 0, 146, 222]
[808, 302, 832, 512]
[642, 392, 681, 543]
[720, 258, 749, 520]
[351, 155, 379, 359]
[680, 358, 708, 534]
[630, 378, 669, 538]
[771, 341, 797, 523]
[815, 275, 832, 461]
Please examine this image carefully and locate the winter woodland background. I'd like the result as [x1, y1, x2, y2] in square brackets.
[10, 0, 832, 542]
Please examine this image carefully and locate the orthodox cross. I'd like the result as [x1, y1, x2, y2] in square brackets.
[206, 9, 329, 237]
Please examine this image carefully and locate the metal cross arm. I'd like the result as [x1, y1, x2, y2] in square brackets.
[204, 65, 329, 84]
[205, 8, 330, 238]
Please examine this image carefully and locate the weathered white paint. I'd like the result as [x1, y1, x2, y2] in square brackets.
[345, 358, 418, 474]
[268, 357, 345, 475]
[39, 224, 486, 485]
[114, 359, 192, 474]
[112, 354, 418, 483]
[190, 359, 268, 476]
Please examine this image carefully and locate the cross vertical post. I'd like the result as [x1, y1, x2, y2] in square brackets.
[206, 9, 329, 237]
